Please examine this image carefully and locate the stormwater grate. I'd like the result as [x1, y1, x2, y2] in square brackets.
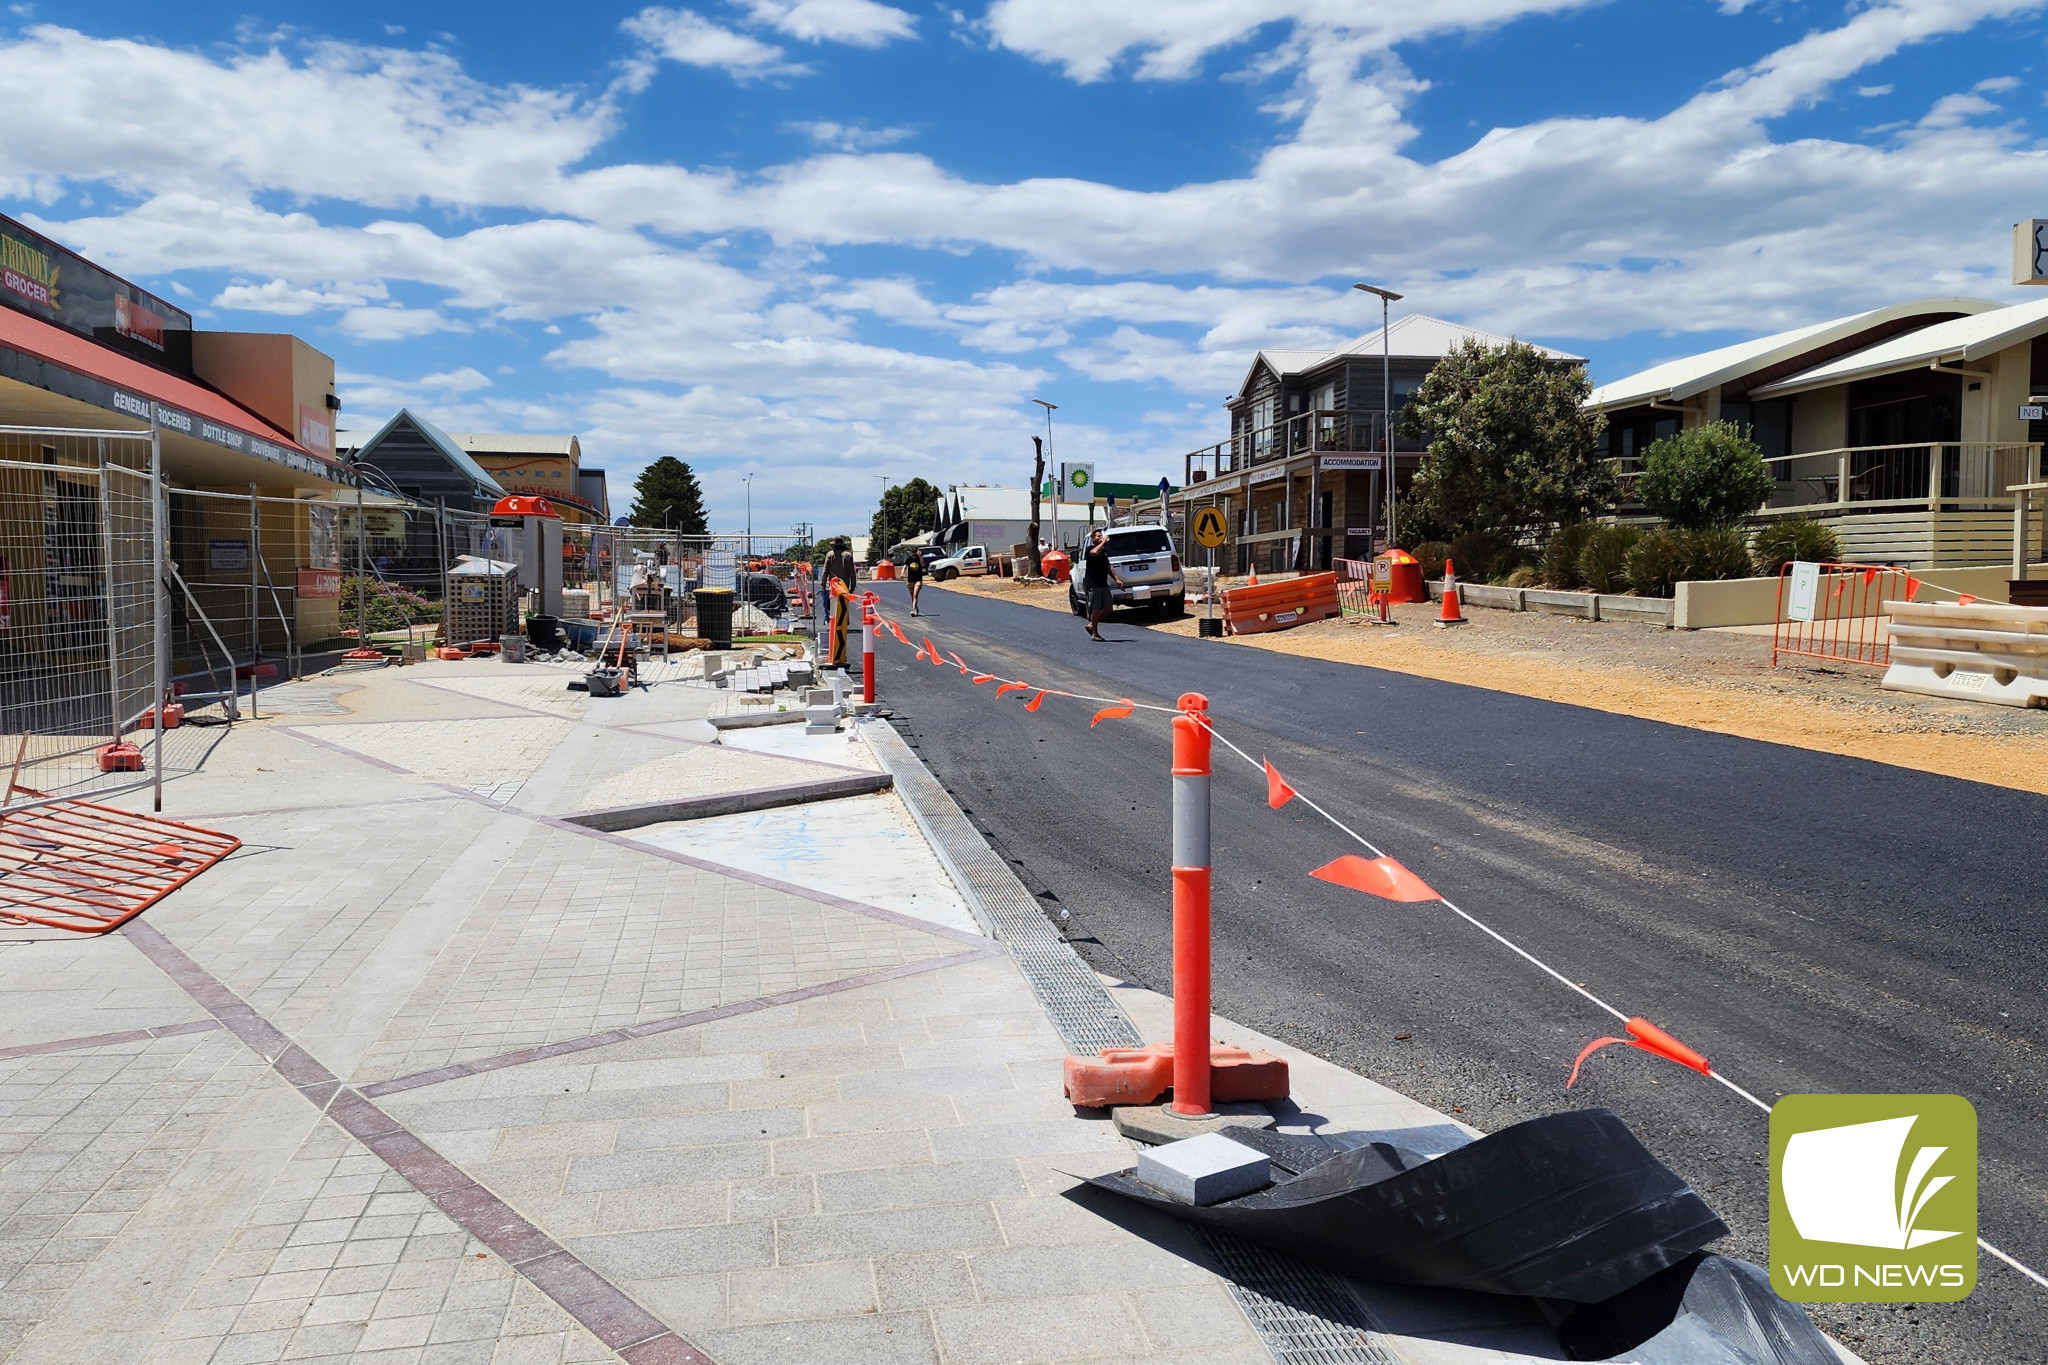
[1200, 1231, 1400, 1365]
[867, 717, 1400, 1365]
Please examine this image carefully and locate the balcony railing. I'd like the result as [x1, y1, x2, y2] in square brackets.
[1181, 408, 1404, 486]
[1609, 442, 2042, 516]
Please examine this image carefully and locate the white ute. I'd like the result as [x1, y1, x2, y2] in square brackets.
[928, 545, 994, 580]
[1067, 524, 1186, 616]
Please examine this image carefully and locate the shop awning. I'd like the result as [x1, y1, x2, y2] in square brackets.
[0, 304, 345, 484]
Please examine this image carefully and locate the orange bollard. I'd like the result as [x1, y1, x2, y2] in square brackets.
[861, 593, 877, 704]
[1171, 692, 1214, 1116]
[1435, 557, 1469, 627]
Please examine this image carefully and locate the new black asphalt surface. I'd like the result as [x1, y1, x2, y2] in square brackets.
[864, 580, 2046, 1365]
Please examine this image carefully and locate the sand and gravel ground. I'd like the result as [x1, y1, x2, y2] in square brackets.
[933, 572, 2048, 795]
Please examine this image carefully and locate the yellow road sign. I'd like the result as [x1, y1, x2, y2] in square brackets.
[1192, 507, 1228, 549]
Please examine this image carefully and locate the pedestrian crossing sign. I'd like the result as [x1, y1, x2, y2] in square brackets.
[1193, 507, 1228, 548]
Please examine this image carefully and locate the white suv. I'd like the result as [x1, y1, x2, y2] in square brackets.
[1067, 524, 1185, 616]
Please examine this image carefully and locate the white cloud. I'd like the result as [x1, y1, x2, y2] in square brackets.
[622, 7, 802, 79]
[739, 0, 917, 47]
[1857, 83, 1894, 96]
[337, 305, 469, 340]
[787, 119, 915, 150]
[1975, 74, 2021, 92]
[416, 366, 494, 392]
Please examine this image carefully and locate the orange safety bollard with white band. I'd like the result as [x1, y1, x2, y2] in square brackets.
[1171, 692, 1215, 1116]
[861, 591, 878, 704]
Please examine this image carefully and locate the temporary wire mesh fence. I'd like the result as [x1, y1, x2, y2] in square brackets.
[0, 427, 160, 812]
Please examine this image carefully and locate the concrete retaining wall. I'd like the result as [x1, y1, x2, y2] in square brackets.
[1672, 564, 2048, 630]
[1438, 581, 1673, 626]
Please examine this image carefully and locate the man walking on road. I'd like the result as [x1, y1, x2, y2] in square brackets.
[1081, 528, 1124, 642]
[824, 537, 857, 667]
[904, 550, 926, 616]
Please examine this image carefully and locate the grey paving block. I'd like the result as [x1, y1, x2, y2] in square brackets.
[563, 1144, 770, 1193]
[776, 1204, 1007, 1263]
[813, 1159, 1028, 1215]
[874, 1252, 977, 1311]
[772, 1130, 932, 1175]
[1134, 1132, 1271, 1206]
[695, 1309, 940, 1365]
[932, 1293, 1149, 1365]
[613, 1108, 806, 1150]
[727, 1259, 879, 1324]
[571, 1221, 777, 1278]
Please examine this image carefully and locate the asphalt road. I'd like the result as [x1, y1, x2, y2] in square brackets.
[862, 579, 2047, 1365]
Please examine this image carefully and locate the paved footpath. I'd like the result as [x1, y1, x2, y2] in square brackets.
[0, 657, 1821, 1365]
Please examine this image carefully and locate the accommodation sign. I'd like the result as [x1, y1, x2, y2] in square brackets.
[0, 211, 192, 364]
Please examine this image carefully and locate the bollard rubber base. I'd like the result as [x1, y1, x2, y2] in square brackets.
[1112, 1102, 1275, 1146]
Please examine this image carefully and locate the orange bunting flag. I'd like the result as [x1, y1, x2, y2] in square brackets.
[1957, 593, 1979, 606]
[920, 638, 945, 667]
[914, 642, 931, 663]
[1309, 854, 1439, 903]
[887, 620, 911, 646]
[1090, 700, 1135, 727]
[1904, 576, 1921, 600]
[948, 651, 970, 674]
[994, 681, 1030, 698]
[1264, 759, 1296, 809]
[1861, 567, 1879, 586]
[1565, 1016, 1712, 1089]
[971, 673, 996, 684]
[1024, 690, 1048, 712]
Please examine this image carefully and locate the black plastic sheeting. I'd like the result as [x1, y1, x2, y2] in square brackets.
[1089, 1109, 1728, 1304]
[1555, 1253, 1841, 1364]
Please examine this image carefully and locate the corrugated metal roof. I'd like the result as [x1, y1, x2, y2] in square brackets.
[349, 408, 508, 496]
[1588, 297, 2001, 409]
[1751, 294, 2048, 398]
[449, 431, 581, 458]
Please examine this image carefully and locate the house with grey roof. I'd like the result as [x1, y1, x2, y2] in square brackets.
[1588, 296, 2047, 569]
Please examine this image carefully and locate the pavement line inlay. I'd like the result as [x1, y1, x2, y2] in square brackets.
[0, 1017, 222, 1061]
[432, 781, 996, 949]
[273, 723, 415, 773]
[117, 917, 716, 1365]
[358, 946, 1000, 1097]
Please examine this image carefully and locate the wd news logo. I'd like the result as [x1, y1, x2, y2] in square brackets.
[1769, 1094, 1976, 1302]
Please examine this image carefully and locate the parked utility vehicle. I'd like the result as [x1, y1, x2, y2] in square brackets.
[929, 544, 996, 580]
[1067, 524, 1185, 615]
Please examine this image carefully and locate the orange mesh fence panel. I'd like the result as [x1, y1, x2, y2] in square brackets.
[1771, 561, 1921, 668]
[0, 797, 240, 934]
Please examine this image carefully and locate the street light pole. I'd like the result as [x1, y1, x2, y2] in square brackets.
[1354, 283, 1403, 549]
[1033, 399, 1058, 557]
[743, 473, 754, 561]
[876, 474, 889, 566]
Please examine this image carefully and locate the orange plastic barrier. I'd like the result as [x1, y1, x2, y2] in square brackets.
[1062, 1041, 1291, 1108]
[0, 798, 242, 934]
[1220, 572, 1340, 635]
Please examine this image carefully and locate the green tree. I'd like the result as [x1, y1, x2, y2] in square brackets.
[627, 456, 708, 534]
[1400, 339, 1613, 543]
[867, 478, 943, 563]
[1636, 421, 1775, 530]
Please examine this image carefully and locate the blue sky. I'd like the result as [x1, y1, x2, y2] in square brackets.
[5, 1, 2048, 534]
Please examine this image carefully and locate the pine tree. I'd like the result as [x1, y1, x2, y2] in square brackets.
[628, 456, 708, 534]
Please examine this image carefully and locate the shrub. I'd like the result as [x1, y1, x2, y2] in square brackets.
[1577, 525, 1641, 594]
[1623, 529, 1692, 599]
[1687, 525, 1754, 581]
[1624, 527, 1755, 598]
[1504, 565, 1540, 588]
[1412, 540, 1451, 583]
[1447, 530, 1513, 582]
[1751, 517, 1841, 575]
[340, 576, 440, 634]
[1542, 522, 1597, 588]
[1637, 420, 1775, 529]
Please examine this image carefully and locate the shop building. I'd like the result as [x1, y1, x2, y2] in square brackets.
[0, 212, 352, 662]
[448, 432, 609, 525]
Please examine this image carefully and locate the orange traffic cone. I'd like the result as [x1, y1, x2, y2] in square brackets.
[1435, 557, 1468, 627]
[1247, 560, 1260, 587]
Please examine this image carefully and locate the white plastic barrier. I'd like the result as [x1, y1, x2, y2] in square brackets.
[1881, 599, 2048, 707]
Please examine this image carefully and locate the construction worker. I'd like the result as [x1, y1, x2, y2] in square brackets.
[824, 537, 857, 667]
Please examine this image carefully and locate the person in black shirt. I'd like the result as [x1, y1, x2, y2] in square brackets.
[903, 551, 925, 616]
[1081, 529, 1124, 642]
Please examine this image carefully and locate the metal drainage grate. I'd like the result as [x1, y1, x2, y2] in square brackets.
[1200, 1231, 1399, 1365]
[868, 717, 1400, 1365]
